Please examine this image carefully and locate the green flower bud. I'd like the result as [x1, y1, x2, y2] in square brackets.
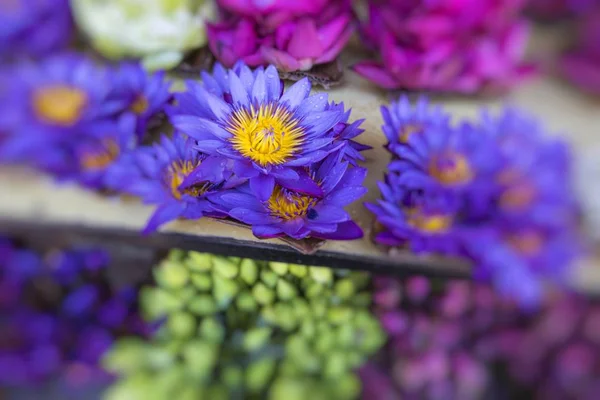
[269, 377, 307, 400]
[288, 264, 307, 278]
[324, 352, 347, 378]
[310, 299, 327, 318]
[206, 384, 229, 400]
[291, 298, 310, 320]
[198, 317, 225, 343]
[178, 387, 205, 400]
[351, 292, 372, 308]
[335, 324, 355, 348]
[309, 267, 333, 284]
[260, 270, 279, 288]
[168, 249, 186, 263]
[276, 278, 297, 301]
[261, 306, 278, 324]
[228, 256, 241, 264]
[102, 338, 151, 374]
[300, 319, 316, 339]
[167, 311, 196, 338]
[236, 291, 258, 312]
[190, 273, 212, 291]
[269, 261, 289, 276]
[286, 336, 320, 373]
[222, 366, 244, 388]
[104, 373, 152, 400]
[154, 261, 189, 289]
[334, 373, 361, 399]
[213, 275, 240, 308]
[182, 339, 218, 378]
[245, 358, 276, 393]
[334, 279, 355, 300]
[306, 283, 324, 298]
[253, 283, 275, 305]
[327, 307, 353, 325]
[153, 366, 187, 398]
[173, 286, 198, 305]
[186, 252, 213, 272]
[274, 303, 297, 331]
[314, 330, 335, 355]
[240, 259, 259, 285]
[212, 257, 239, 279]
[345, 350, 365, 369]
[243, 327, 272, 352]
[140, 287, 183, 321]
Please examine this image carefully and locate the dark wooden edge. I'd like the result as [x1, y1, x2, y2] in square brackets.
[0, 218, 471, 280]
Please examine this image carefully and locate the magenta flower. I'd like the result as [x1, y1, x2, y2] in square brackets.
[208, 0, 354, 72]
[354, 0, 534, 93]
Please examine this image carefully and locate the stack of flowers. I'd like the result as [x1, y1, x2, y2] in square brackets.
[71, 0, 214, 71]
[0, 54, 172, 190]
[104, 249, 384, 399]
[367, 96, 581, 306]
[0, 239, 149, 387]
[360, 276, 519, 399]
[111, 62, 369, 238]
[360, 275, 600, 399]
[207, 0, 354, 74]
[354, 0, 535, 94]
[561, 11, 600, 95]
[0, 0, 73, 62]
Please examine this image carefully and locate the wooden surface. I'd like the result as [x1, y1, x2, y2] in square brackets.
[0, 26, 598, 287]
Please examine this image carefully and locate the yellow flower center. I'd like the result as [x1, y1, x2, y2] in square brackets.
[507, 231, 544, 256]
[405, 208, 453, 233]
[168, 160, 209, 200]
[398, 123, 422, 143]
[500, 183, 536, 209]
[33, 85, 87, 126]
[81, 139, 120, 170]
[268, 186, 318, 220]
[131, 95, 149, 114]
[429, 152, 473, 185]
[227, 104, 304, 166]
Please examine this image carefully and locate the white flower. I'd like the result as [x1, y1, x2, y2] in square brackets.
[72, 0, 214, 70]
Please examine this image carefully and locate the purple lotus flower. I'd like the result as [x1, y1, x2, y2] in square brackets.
[0, 0, 72, 61]
[109, 132, 238, 234]
[212, 153, 367, 240]
[561, 12, 600, 95]
[354, 0, 534, 93]
[208, 0, 353, 71]
[0, 54, 126, 170]
[111, 63, 173, 139]
[170, 62, 355, 202]
[366, 175, 464, 255]
[381, 96, 450, 153]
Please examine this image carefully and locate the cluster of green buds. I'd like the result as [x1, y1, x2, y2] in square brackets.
[103, 250, 385, 400]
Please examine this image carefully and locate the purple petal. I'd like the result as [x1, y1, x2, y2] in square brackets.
[278, 169, 324, 198]
[229, 208, 275, 225]
[253, 224, 284, 239]
[326, 186, 368, 206]
[173, 116, 231, 140]
[310, 205, 350, 223]
[312, 221, 363, 240]
[229, 71, 250, 106]
[143, 202, 187, 235]
[250, 174, 275, 202]
[279, 78, 311, 109]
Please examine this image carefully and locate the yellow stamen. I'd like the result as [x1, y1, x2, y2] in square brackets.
[227, 104, 304, 166]
[33, 85, 87, 126]
[267, 186, 318, 220]
[507, 231, 544, 256]
[398, 123, 422, 143]
[169, 160, 209, 200]
[429, 152, 473, 185]
[131, 95, 149, 114]
[81, 139, 120, 170]
[405, 208, 453, 233]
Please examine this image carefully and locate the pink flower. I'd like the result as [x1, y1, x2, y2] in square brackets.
[354, 0, 534, 94]
[208, 0, 354, 72]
